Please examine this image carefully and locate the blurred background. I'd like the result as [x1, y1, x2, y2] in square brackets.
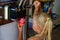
[0, 0, 60, 40]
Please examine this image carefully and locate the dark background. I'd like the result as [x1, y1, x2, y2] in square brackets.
[0, 0, 18, 2]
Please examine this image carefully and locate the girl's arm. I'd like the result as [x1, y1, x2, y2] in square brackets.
[18, 30, 22, 40]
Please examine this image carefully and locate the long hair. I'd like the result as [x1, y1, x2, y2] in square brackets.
[33, 10, 53, 40]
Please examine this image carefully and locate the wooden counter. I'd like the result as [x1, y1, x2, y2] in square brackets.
[0, 18, 13, 26]
[0, 8, 3, 16]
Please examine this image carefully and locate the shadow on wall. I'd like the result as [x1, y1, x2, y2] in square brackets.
[53, 0, 60, 15]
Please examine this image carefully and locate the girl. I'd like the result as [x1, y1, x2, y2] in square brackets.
[28, 0, 53, 40]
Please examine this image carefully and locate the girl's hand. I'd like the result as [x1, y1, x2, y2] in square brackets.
[18, 18, 25, 32]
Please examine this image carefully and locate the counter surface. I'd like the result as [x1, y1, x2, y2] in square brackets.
[0, 18, 13, 26]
